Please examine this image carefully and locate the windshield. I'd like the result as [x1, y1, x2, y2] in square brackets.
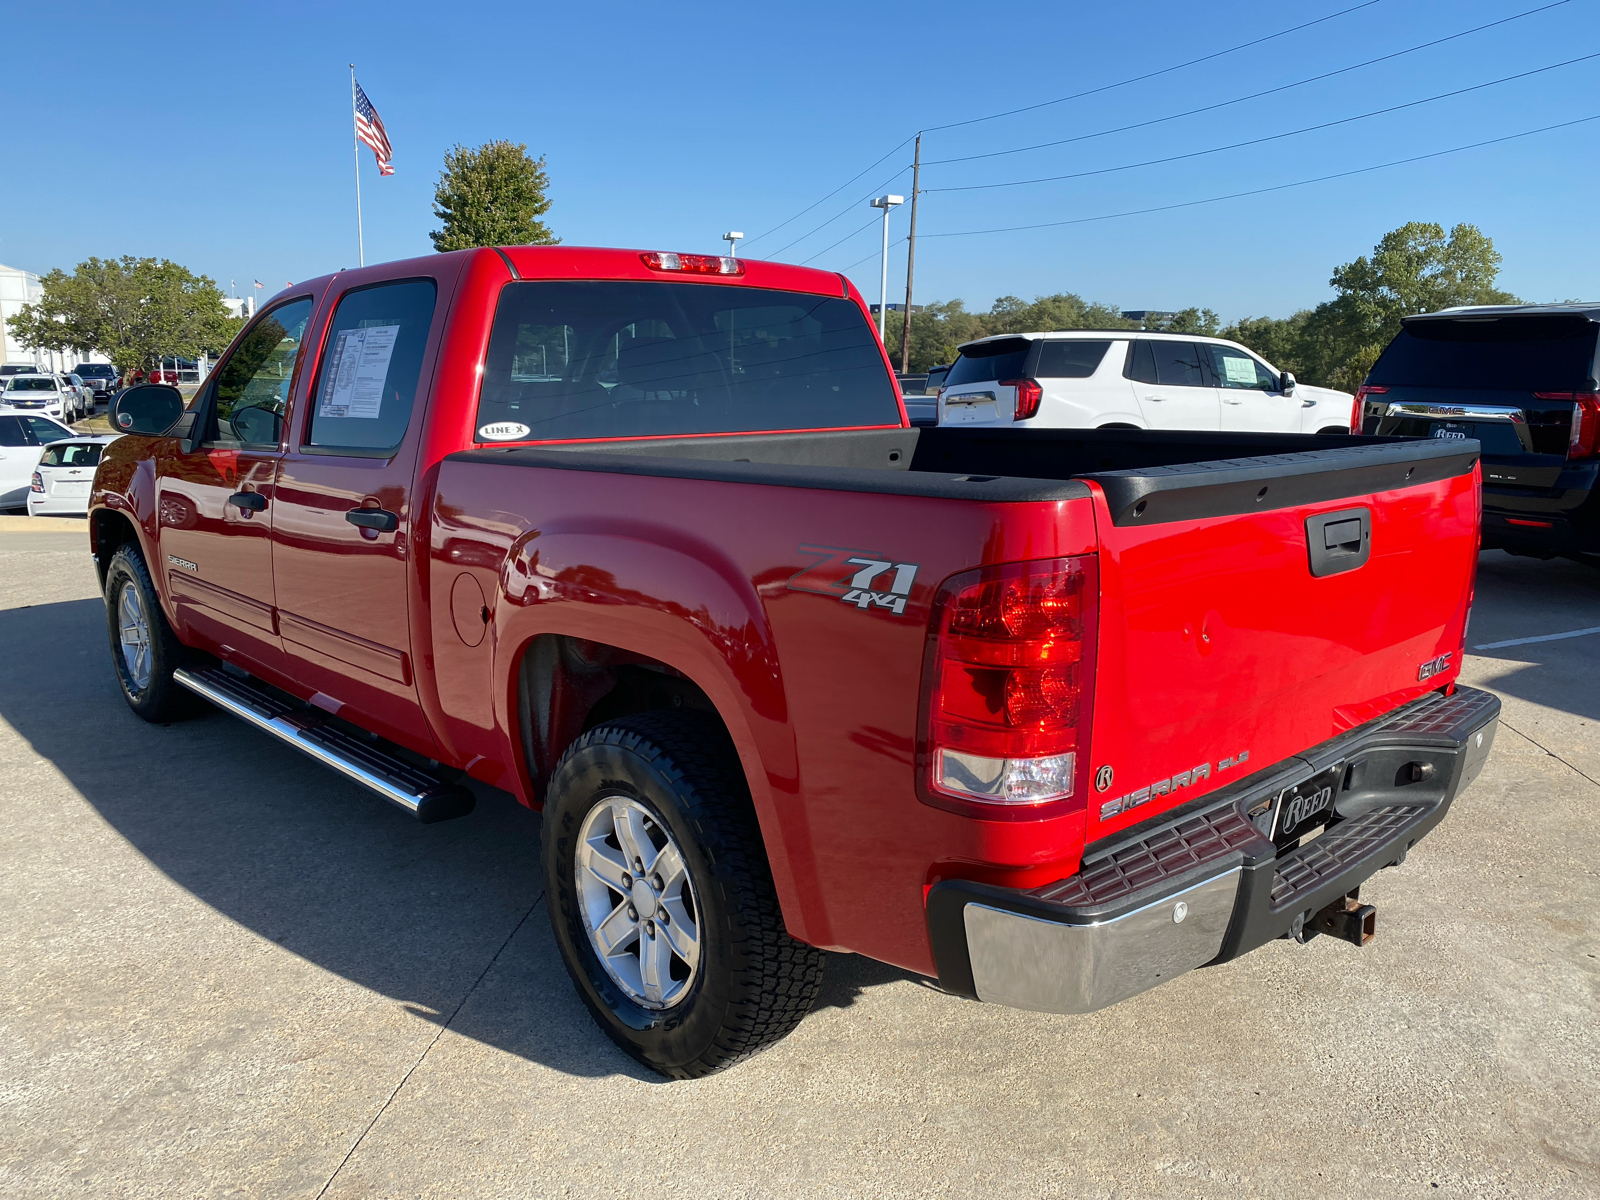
[76, 364, 115, 377]
[946, 338, 1032, 386]
[1370, 317, 1598, 391]
[476, 281, 900, 441]
[6, 377, 58, 391]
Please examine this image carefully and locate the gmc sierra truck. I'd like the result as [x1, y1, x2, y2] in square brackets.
[92, 246, 1498, 1078]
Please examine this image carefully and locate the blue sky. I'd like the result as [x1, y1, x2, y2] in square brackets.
[5, 0, 1597, 321]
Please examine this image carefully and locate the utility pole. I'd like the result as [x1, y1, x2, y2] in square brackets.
[899, 134, 921, 373]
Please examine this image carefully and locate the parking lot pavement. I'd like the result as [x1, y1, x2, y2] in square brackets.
[0, 534, 1595, 1200]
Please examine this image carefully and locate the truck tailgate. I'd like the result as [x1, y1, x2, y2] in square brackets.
[1080, 439, 1480, 842]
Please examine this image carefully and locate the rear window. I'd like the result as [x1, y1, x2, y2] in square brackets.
[476, 281, 899, 441]
[6, 377, 57, 391]
[1036, 340, 1111, 379]
[946, 338, 1032, 386]
[40, 442, 103, 467]
[1370, 317, 1598, 391]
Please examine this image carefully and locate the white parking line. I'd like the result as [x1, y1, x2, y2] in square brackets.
[1473, 625, 1600, 651]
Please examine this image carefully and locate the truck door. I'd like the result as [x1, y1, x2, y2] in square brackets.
[154, 296, 316, 676]
[1126, 339, 1220, 430]
[271, 277, 442, 750]
[1206, 342, 1300, 432]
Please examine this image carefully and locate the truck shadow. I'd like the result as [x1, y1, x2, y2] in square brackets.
[0, 597, 923, 1084]
[1465, 552, 1600, 723]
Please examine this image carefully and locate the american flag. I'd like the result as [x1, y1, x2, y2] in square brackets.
[354, 80, 394, 176]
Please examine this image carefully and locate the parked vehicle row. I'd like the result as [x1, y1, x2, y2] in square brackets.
[0, 372, 95, 423]
[90, 245, 1495, 1080]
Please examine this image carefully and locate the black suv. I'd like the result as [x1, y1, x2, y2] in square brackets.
[1362, 305, 1599, 559]
[72, 362, 119, 400]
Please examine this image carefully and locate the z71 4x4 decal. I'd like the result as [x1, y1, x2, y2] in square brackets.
[787, 544, 920, 616]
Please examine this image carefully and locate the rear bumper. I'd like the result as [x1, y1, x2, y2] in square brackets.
[927, 686, 1500, 1014]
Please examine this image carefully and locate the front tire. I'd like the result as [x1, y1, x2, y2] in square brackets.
[543, 711, 824, 1079]
[104, 544, 199, 722]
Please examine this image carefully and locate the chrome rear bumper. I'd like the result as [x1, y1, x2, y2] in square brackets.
[928, 686, 1500, 1015]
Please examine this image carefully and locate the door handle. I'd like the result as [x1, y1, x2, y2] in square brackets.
[1146, 395, 1167, 402]
[227, 491, 267, 512]
[346, 508, 399, 532]
[1223, 398, 1244, 405]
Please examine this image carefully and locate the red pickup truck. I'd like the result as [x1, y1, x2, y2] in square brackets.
[93, 246, 1499, 1078]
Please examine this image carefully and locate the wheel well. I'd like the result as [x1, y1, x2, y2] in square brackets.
[516, 634, 724, 804]
[1316, 426, 1352, 435]
[1097, 422, 1141, 430]
[91, 509, 139, 589]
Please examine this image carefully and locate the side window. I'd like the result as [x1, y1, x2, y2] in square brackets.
[205, 298, 314, 448]
[1151, 341, 1210, 387]
[1125, 339, 1158, 384]
[1206, 344, 1277, 390]
[306, 278, 437, 453]
[0, 416, 24, 447]
[1036, 340, 1112, 379]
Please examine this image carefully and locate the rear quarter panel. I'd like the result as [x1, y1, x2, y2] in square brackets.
[428, 458, 1097, 974]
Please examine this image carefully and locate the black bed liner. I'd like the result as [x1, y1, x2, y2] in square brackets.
[445, 427, 1478, 521]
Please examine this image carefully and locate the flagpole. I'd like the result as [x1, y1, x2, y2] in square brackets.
[350, 63, 364, 267]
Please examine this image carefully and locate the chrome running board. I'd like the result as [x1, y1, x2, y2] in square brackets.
[172, 666, 475, 823]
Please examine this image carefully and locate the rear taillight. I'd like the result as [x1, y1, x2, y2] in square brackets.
[1535, 392, 1600, 459]
[640, 251, 745, 276]
[1004, 378, 1043, 421]
[918, 556, 1097, 818]
[30, 472, 43, 493]
[1353, 385, 1388, 433]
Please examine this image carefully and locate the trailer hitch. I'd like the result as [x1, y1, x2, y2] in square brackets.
[1289, 889, 1377, 947]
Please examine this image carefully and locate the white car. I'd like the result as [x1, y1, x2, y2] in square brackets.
[0, 413, 77, 509]
[938, 331, 1356, 435]
[59, 373, 93, 421]
[1, 373, 73, 423]
[27, 434, 119, 517]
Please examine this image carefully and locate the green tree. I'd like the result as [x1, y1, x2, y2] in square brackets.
[884, 292, 1137, 373]
[7, 256, 240, 378]
[430, 141, 558, 251]
[1159, 307, 1221, 337]
[1224, 222, 1518, 391]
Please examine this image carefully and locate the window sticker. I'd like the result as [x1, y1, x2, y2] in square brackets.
[1222, 355, 1258, 385]
[319, 324, 400, 419]
[478, 421, 531, 441]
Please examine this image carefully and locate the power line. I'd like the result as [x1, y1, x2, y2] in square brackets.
[927, 51, 1600, 194]
[740, 136, 915, 249]
[799, 213, 892, 265]
[924, 0, 1388, 134]
[925, 0, 1576, 168]
[766, 164, 912, 260]
[919, 113, 1600, 239]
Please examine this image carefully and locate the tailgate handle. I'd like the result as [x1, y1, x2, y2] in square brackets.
[1305, 507, 1371, 578]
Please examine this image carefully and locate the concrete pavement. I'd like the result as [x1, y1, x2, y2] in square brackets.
[0, 535, 1595, 1199]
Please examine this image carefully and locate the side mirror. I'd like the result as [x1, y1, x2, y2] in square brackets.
[112, 384, 184, 436]
[1280, 370, 1297, 395]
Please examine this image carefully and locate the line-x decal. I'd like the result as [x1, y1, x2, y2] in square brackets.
[787, 544, 920, 616]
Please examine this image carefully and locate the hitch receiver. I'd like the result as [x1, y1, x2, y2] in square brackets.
[1311, 889, 1377, 947]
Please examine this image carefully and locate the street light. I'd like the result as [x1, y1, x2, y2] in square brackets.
[723, 231, 743, 259]
[869, 195, 904, 339]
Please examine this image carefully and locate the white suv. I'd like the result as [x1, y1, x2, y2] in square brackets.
[938, 331, 1356, 434]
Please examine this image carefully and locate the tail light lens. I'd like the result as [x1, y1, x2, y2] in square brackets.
[30, 471, 44, 493]
[1353, 385, 1388, 433]
[1535, 392, 1600, 459]
[1004, 378, 1043, 421]
[918, 556, 1097, 819]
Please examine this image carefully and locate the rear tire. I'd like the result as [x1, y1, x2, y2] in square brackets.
[104, 544, 200, 722]
[543, 711, 824, 1079]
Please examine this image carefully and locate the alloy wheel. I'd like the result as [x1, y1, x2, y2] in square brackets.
[117, 583, 152, 693]
[575, 796, 701, 1009]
